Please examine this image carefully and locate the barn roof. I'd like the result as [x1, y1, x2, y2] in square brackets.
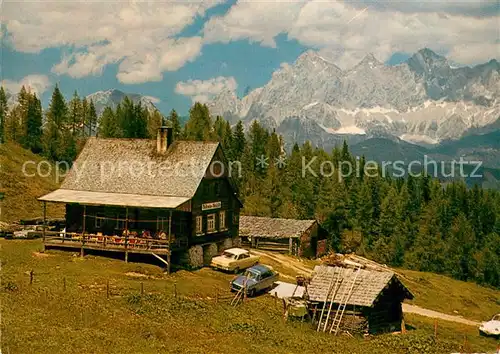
[39, 138, 220, 205]
[239, 216, 317, 239]
[307, 265, 413, 307]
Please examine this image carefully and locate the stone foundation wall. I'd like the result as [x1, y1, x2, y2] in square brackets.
[203, 243, 218, 266]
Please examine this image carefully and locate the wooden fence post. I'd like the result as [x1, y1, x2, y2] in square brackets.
[106, 280, 110, 299]
[434, 319, 438, 340]
[140, 282, 144, 296]
[29, 270, 34, 285]
[215, 288, 219, 304]
[173, 283, 177, 298]
[63, 277, 66, 291]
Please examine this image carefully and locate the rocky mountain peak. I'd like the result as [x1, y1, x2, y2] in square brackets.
[408, 48, 450, 74]
[355, 53, 383, 69]
[207, 48, 499, 150]
[294, 50, 342, 73]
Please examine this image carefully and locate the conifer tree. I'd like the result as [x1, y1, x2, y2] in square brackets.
[25, 94, 43, 153]
[98, 107, 119, 138]
[133, 102, 149, 139]
[167, 109, 182, 140]
[148, 110, 163, 139]
[0, 86, 7, 144]
[68, 91, 82, 137]
[81, 97, 89, 136]
[87, 99, 98, 136]
[223, 121, 233, 160]
[232, 120, 245, 161]
[185, 102, 212, 141]
[43, 84, 68, 161]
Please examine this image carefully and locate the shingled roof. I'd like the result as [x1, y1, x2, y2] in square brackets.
[39, 138, 221, 207]
[239, 216, 317, 239]
[307, 265, 413, 307]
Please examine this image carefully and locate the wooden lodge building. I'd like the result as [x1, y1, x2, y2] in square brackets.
[239, 216, 328, 258]
[307, 265, 414, 335]
[39, 126, 243, 271]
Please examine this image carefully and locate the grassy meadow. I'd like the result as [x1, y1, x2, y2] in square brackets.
[1, 239, 499, 354]
[0, 142, 64, 224]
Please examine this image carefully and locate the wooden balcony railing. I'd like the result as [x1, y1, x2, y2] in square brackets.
[43, 231, 188, 252]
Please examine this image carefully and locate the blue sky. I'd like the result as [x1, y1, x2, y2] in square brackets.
[1, 1, 498, 116]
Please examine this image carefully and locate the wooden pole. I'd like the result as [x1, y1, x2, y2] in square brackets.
[140, 282, 144, 296]
[173, 283, 177, 298]
[63, 277, 66, 291]
[29, 270, 33, 285]
[434, 319, 438, 340]
[215, 287, 218, 304]
[289, 237, 293, 255]
[167, 210, 172, 274]
[42, 202, 47, 250]
[81, 205, 86, 258]
[124, 207, 129, 263]
[106, 280, 110, 299]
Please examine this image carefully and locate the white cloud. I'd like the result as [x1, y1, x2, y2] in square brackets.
[4, 1, 223, 83]
[2, 75, 51, 96]
[175, 76, 238, 103]
[203, 0, 499, 68]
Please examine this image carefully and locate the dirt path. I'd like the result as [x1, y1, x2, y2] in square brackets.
[253, 249, 481, 327]
[402, 304, 480, 326]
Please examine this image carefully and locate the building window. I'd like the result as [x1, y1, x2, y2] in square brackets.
[95, 214, 105, 229]
[207, 214, 216, 232]
[157, 217, 168, 232]
[116, 215, 126, 230]
[219, 210, 226, 229]
[196, 215, 203, 235]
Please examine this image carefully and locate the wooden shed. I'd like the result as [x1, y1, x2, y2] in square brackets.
[239, 216, 328, 258]
[307, 265, 414, 335]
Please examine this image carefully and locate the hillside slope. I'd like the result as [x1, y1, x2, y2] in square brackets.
[1, 239, 499, 353]
[0, 143, 64, 224]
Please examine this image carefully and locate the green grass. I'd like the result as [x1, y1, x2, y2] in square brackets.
[1, 239, 499, 354]
[398, 268, 500, 322]
[0, 142, 64, 224]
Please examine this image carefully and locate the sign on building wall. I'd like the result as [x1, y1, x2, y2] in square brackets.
[202, 201, 221, 211]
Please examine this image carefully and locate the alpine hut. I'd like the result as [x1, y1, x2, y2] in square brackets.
[38, 126, 243, 271]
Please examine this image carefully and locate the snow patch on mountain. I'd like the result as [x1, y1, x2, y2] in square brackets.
[86, 89, 158, 117]
[333, 126, 367, 135]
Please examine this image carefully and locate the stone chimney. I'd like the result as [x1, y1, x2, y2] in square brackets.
[156, 123, 174, 154]
[157, 125, 173, 153]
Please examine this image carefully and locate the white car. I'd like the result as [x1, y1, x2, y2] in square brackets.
[479, 314, 500, 338]
[210, 248, 260, 273]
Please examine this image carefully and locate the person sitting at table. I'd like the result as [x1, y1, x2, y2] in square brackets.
[142, 230, 151, 239]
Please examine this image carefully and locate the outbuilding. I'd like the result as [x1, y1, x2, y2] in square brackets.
[239, 216, 328, 258]
[307, 265, 414, 335]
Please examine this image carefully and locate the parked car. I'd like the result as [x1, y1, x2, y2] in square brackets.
[210, 248, 260, 273]
[479, 314, 500, 338]
[13, 225, 45, 239]
[230, 264, 279, 297]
